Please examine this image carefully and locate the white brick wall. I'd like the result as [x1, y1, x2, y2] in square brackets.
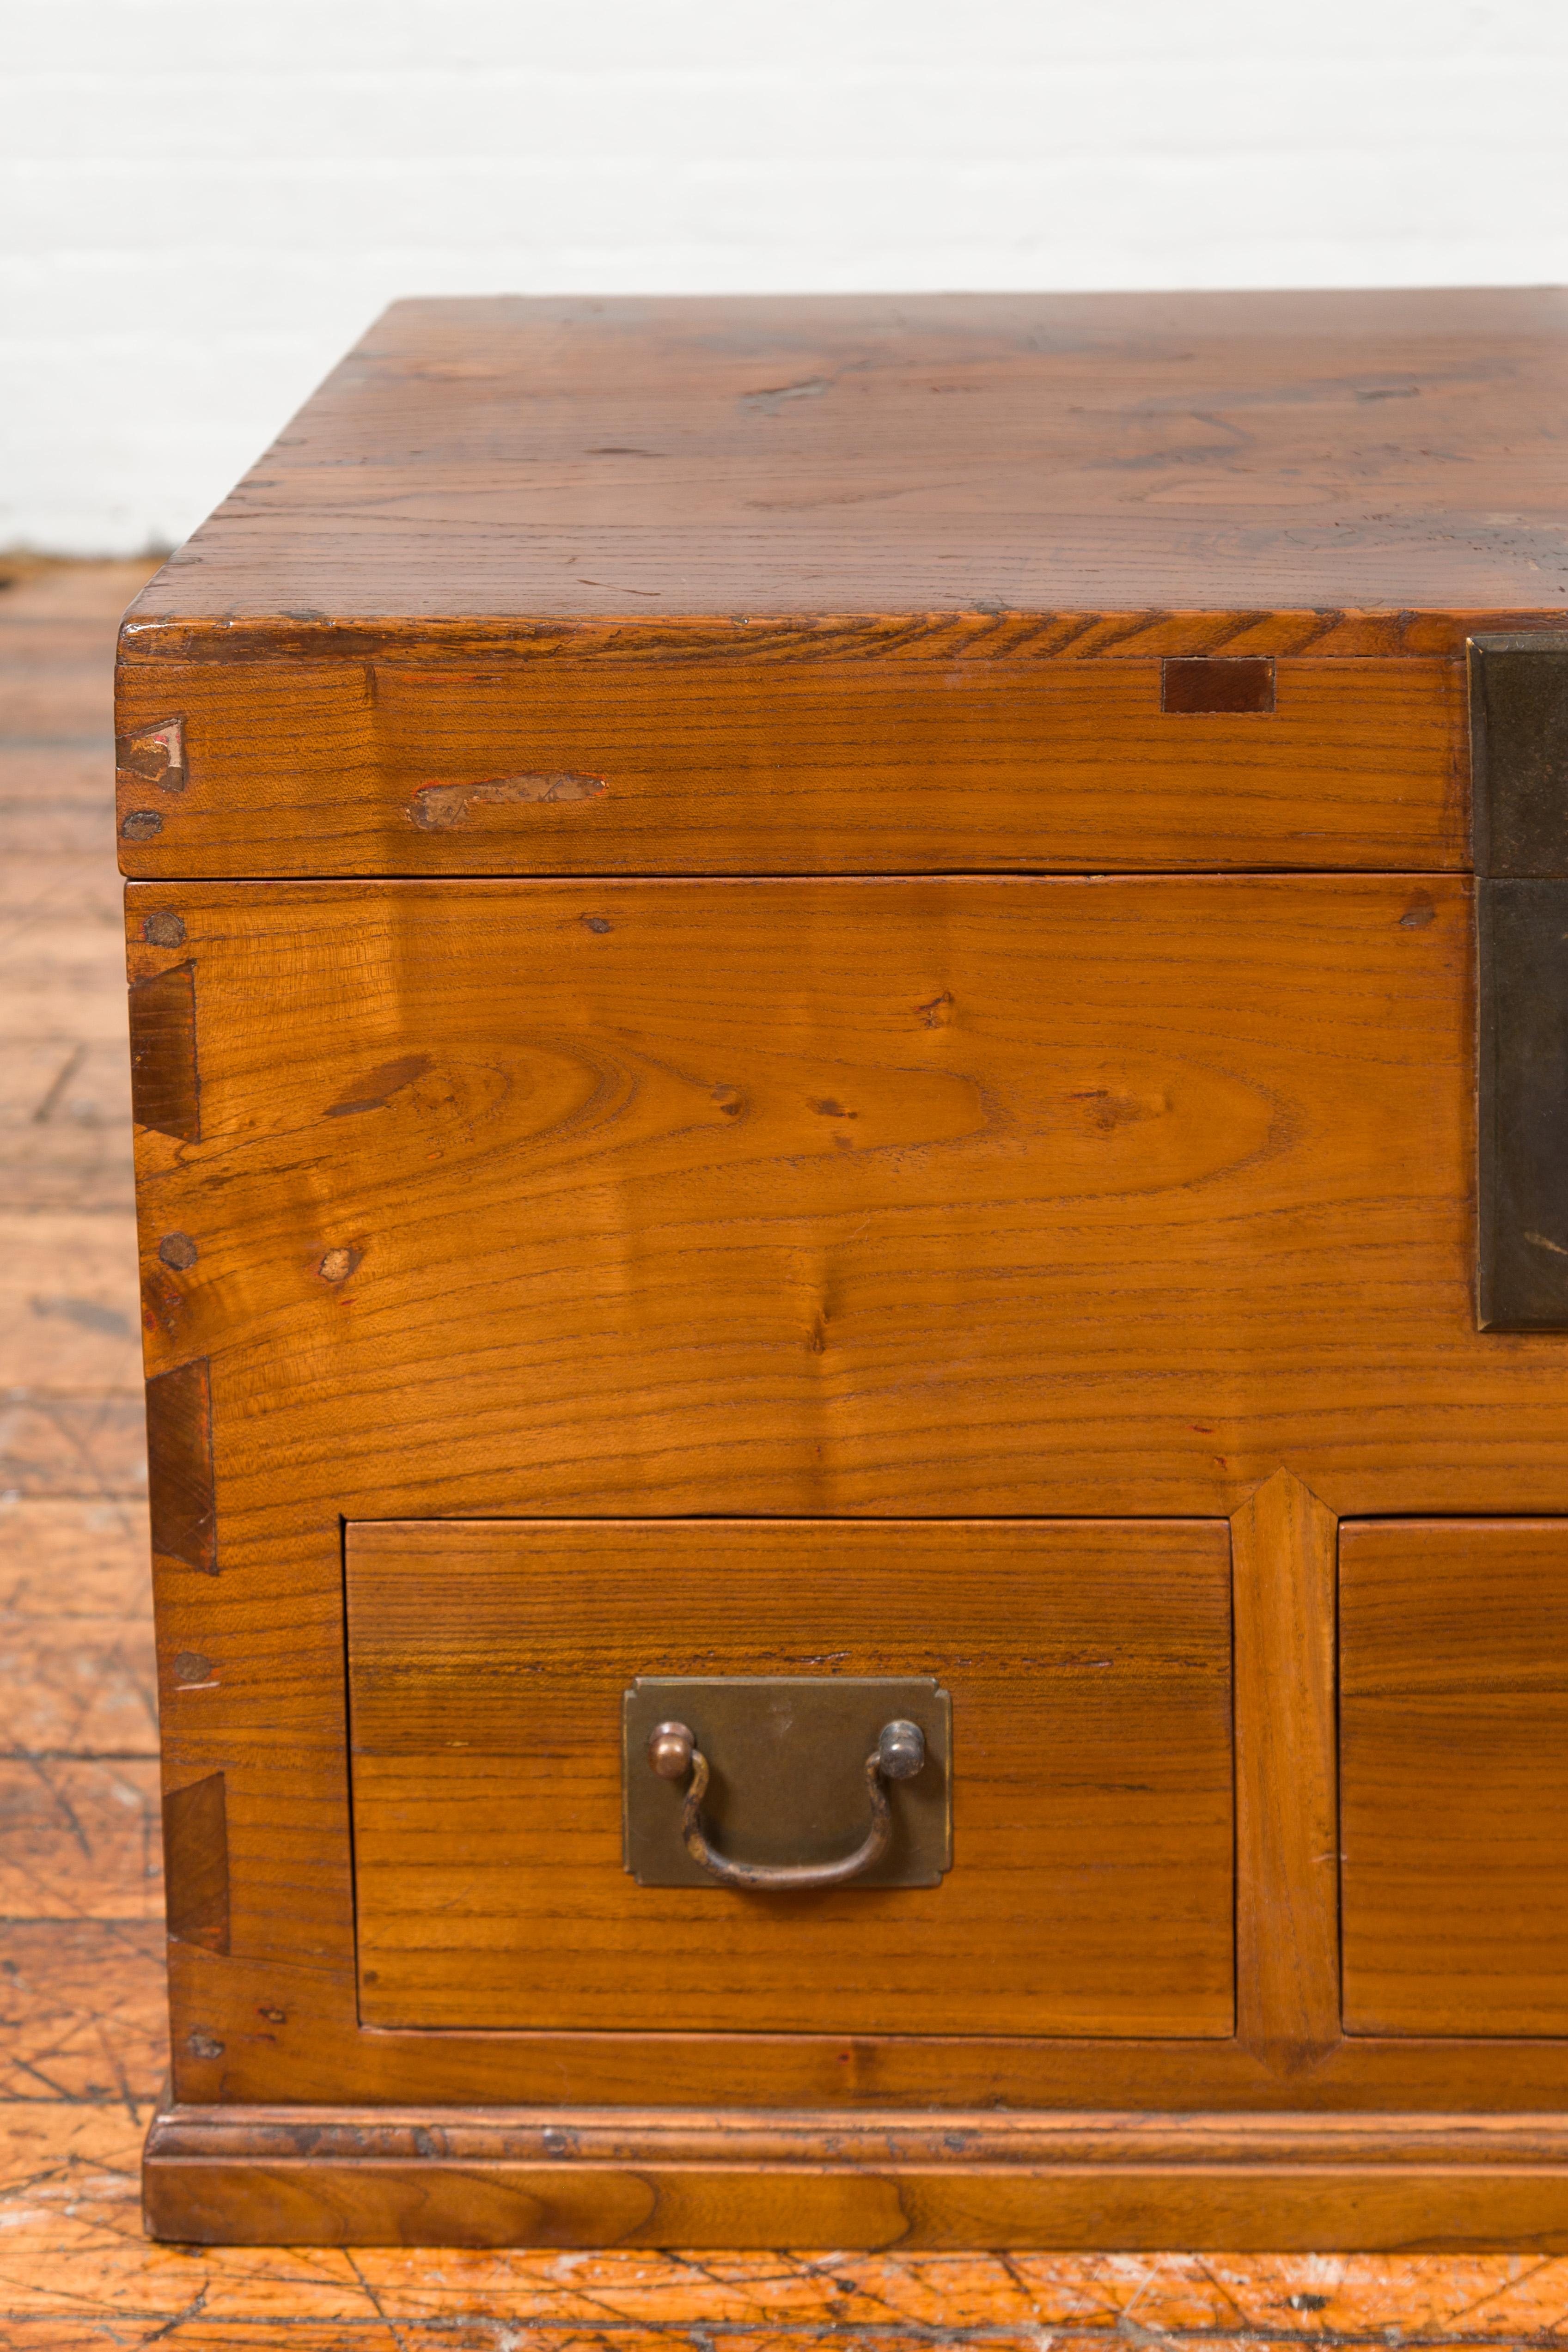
[5, 0, 1567, 554]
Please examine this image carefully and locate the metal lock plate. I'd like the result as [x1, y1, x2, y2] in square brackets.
[622, 1675, 952, 1889]
[1470, 633, 1568, 1328]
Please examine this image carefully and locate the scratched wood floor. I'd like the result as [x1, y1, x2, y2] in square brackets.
[7, 559, 1568, 2348]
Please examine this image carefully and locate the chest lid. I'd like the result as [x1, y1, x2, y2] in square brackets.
[116, 289, 1568, 878]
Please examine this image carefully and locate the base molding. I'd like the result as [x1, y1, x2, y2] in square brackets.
[145, 2102, 1568, 2249]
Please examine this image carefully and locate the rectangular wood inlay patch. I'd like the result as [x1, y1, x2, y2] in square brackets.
[128, 960, 200, 1140]
[146, 1357, 216, 1576]
[163, 1771, 229, 1952]
[1162, 656, 1277, 715]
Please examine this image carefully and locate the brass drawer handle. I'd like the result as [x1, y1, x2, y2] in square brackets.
[647, 1716, 926, 1891]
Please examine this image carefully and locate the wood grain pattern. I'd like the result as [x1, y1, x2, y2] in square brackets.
[14, 2089, 1568, 2343]
[0, 1755, 162, 1919]
[1342, 1519, 1568, 2036]
[0, 1607, 157, 1759]
[0, 1919, 166, 2104]
[0, 1395, 147, 1500]
[1232, 1473, 1340, 2068]
[112, 653, 1465, 879]
[346, 1519, 1234, 2037]
[141, 2102, 1568, 2252]
[125, 873, 1551, 1528]
[119, 290, 1568, 646]
[0, 1496, 152, 1620]
[157, 1906, 1568, 2112]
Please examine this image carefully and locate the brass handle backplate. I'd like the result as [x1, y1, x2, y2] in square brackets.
[647, 1716, 926, 1891]
[622, 1675, 952, 1890]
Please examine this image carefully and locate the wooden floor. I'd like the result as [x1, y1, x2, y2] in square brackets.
[7, 561, 1568, 2347]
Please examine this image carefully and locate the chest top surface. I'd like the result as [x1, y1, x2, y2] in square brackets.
[122, 288, 1568, 657]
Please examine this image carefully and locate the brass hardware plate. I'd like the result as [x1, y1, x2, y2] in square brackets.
[1471, 633, 1568, 1328]
[622, 1676, 952, 1889]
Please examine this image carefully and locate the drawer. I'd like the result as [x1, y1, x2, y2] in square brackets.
[345, 1517, 1234, 2035]
[1342, 1518, 1568, 2035]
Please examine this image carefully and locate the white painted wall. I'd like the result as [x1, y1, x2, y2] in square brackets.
[5, 0, 1567, 554]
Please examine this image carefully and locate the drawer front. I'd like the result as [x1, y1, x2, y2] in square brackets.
[346, 1518, 1234, 2035]
[115, 655, 1463, 878]
[1342, 1518, 1568, 2035]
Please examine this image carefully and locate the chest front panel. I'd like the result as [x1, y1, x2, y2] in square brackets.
[129, 871, 1539, 1525]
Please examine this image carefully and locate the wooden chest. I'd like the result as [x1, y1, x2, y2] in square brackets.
[122, 289, 1568, 2249]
